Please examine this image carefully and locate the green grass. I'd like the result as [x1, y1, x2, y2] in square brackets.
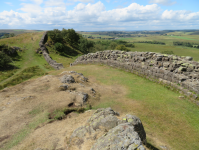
[169, 35, 196, 40]
[65, 64, 199, 150]
[0, 66, 47, 90]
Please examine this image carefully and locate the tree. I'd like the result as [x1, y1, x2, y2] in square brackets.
[115, 45, 130, 52]
[79, 38, 94, 53]
[48, 29, 63, 43]
[110, 42, 118, 50]
[9, 33, 15, 37]
[0, 52, 12, 68]
[4, 34, 9, 38]
[54, 42, 64, 52]
[62, 28, 80, 46]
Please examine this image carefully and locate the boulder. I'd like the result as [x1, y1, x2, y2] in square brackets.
[68, 108, 146, 150]
[58, 84, 68, 91]
[91, 123, 145, 150]
[60, 75, 75, 84]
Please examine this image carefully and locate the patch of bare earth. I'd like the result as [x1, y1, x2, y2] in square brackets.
[0, 71, 131, 150]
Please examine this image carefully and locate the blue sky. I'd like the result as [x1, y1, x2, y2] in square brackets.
[0, 0, 199, 31]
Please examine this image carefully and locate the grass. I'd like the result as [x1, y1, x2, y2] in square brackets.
[2, 112, 48, 150]
[0, 66, 47, 90]
[128, 43, 199, 61]
[169, 35, 196, 40]
[60, 64, 199, 150]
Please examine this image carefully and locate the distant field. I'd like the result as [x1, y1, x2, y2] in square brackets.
[0, 29, 44, 35]
[168, 35, 196, 40]
[128, 43, 199, 61]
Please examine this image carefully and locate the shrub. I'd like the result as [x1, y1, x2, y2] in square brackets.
[79, 38, 94, 53]
[54, 42, 64, 52]
[115, 45, 130, 52]
[0, 52, 12, 68]
[48, 29, 63, 43]
[125, 43, 135, 48]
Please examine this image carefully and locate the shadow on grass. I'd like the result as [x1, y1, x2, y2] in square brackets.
[146, 142, 160, 150]
[59, 45, 79, 57]
[0, 64, 19, 71]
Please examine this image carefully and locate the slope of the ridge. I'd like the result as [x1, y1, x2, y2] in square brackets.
[0, 32, 80, 90]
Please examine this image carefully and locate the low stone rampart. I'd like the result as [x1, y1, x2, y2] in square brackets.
[39, 32, 64, 70]
[72, 50, 199, 100]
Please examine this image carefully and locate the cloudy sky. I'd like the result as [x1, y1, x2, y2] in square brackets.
[0, 0, 199, 31]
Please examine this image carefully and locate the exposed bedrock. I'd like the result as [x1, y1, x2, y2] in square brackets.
[68, 107, 146, 150]
[72, 50, 199, 99]
[39, 32, 64, 70]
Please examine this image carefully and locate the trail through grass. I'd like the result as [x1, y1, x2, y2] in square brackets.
[0, 32, 53, 86]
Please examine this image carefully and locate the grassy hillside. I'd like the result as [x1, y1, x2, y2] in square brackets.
[0, 30, 199, 150]
[0, 32, 80, 90]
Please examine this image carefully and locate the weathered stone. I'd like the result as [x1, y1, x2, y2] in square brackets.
[59, 84, 68, 91]
[91, 123, 145, 150]
[60, 75, 75, 83]
[185, 56, 193, 61]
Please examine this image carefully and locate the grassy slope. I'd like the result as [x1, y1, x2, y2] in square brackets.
[52, 64, 199, 150]
[1, 31, 199, 149]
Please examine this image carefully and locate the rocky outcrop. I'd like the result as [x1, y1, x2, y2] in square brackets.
[39, 32, 64, 70]
[72, 50, 199, 99]
[68, 107, 146, 150]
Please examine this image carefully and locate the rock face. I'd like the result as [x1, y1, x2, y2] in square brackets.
[91, 123, 145, 150]
[39, 32, 64, 70]
[72, 50, 199, 99]
[68, 107, 146, 150]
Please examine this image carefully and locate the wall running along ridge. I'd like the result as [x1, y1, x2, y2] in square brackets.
[39, 32, 64, 70]
[72, 50, 199, 100]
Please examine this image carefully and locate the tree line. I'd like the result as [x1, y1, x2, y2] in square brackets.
[47, 29, 135, 54]
[173, 41, 199, 48]
[0, 33, 15, 39]
[134, 41, 165, 45]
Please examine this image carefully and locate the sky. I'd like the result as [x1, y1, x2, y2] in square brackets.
[0, 0, 199, 31]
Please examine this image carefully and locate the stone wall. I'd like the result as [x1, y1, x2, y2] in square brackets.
[39, 32, 64, 70]
[72, 50, 199, 99]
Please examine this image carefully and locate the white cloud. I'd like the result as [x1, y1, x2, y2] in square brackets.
[20, 3, 43, 13]
[5, 2, 13, 6]
[162, 10, 199, 21]
[98, 3, 160, 23]
[149, 0, 176, 6]
[1, 1, 199, 30]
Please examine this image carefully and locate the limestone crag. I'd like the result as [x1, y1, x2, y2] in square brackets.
[72, 50, 199, 99]
[39, 32, 64, 70]
[68, 107, 146, 150]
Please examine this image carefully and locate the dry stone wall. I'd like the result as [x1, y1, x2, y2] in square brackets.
[39, 32, 64, 70]
[72, 50, 199, 99]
